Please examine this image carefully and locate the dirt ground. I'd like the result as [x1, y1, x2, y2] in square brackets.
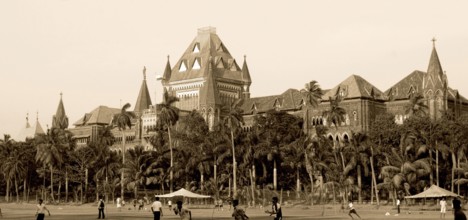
[0, 202, 463, 219]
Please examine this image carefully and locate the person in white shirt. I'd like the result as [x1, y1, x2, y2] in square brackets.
[116, 197, 122, 212]
[151, 196, 163, 220]
[440, 197, 447, 219]
[35, 199, 51, 220]
[396, 198, 401, 216]
[348, 200, 361, 220]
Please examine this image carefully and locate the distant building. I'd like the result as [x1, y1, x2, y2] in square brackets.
[16, 112, 45, 141]
[66, 27, 468, 150]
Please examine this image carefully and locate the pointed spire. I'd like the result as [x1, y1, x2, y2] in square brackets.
[52, 92, 69, 129]
[134, 68, 153, 114]
[242, 55, 252, 84]
[35, 111, 45, 136]
[162, 55, 171, 84]
[427, 38, 444, 80]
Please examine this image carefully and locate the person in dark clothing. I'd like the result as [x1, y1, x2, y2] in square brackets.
[453, 198, 467, 220]
[232, 199, 248, 220]
[265, 197, 282, 220]
[98, 198, 105, 219]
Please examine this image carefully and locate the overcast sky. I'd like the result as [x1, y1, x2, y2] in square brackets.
[1, 0, 467, 139]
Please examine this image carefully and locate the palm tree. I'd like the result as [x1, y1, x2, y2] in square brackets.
[0, 134, 15, 202]
[91, 125, 116, 203]
[301, 80, 323, 107]
[322, 96, 346, 128]
[343, 132, 370, 204]
[405, 93, 428, 118]
[221, 99, 244, 199]
[156, 89, 180, 193]
[113, 103, 135, 201]
[35, 127, 74, 202]
[123, 145, 148, 199]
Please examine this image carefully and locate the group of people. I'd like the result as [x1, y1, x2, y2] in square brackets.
[27, 194, 468, 220]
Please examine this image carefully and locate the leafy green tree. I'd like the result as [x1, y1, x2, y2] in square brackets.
[405, 93, 428, 117]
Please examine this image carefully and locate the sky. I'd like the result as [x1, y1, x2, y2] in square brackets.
[1, 0, 467, 140]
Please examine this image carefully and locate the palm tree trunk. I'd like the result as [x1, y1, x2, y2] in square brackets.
[168, 126, 173, 193]
[230, 128, 237, 199]
[106, 173, 109, 203]
[228, 177, 231, 198]
[58, 180, 61, 203]
[250, 168, 255, 207]
[457, 156, 461, 194]
[200, 173, 204, 192]
[5, 178, 10, 202]
[357, 165, 362, 204]
[429, 149, 434, 185]
[96, 179, 99, 202]
[214, 162, 218, 199]
[370, 154, 380, 205]
[436, 141, 439, 186]
[296, 168, 301, 199]
[65, 170, 69, 203]
[23, 178, 27, 202]
[121, 131, 126, 200]
[451, 151, 456, 192]
[50, 165, 55, 202]
[85, 168, 88, 200]
[15, 177, 19, 203]
[273, 160, 277, 191]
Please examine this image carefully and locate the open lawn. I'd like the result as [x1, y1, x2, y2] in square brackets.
[0, 203, 463, 219]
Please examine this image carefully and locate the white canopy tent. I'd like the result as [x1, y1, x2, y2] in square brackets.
[405, 185, 461, 199]
[157, 188, 211, 198]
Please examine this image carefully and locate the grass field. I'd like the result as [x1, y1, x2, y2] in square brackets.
[0, 202, 463, 219]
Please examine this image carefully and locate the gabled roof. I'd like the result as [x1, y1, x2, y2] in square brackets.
[73, 106, 121, 126]
[384, 70, 425, 100]
[134, 74, 152, 114]
[241, 89, 302, 114]
[162, 56, 171, 83]
[322, 75, 385, 100]
[164, 27, 244, 83]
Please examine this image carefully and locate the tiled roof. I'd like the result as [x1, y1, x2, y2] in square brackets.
[384, 70, 425, 100]
[73, 106, 121, 126]
[165, 27, 244, 83]
[241, 89, 302, 114]
[16, 120, 45, 141]
[322, 74, 385, 100]
[199, 60, 220, 106]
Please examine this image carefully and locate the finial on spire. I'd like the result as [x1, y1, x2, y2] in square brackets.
[244, 55, 246, 61]
[167, 55, 170, 61]
[36, 111, 39, 121]
[26, 112, 29, 121]
[60, 92, 63, 99]
[143, 66, 147, 80]
[432, 37, 437, 48]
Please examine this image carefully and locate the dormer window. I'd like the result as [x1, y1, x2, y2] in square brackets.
[179, 61, 187, 72]
[193, 43, 200, 53]
[192, 58, 201, 70]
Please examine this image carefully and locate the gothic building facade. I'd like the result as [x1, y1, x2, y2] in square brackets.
[65, 27, 468, 149]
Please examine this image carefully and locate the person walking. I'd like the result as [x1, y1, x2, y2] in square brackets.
[168, 200, 172, 211]
[35, 199, 51, 220]
[232, 199, 249, 220]
[347, 200, 361, 220]
[151, 196, 163, 220]
[453, 198, 467, 220]
[98, 197, 106, 219]
[396, 198, 401, 216]
[265, 197, 282, 220]
[440, 197, 447, 219]
[174, 200, 192, 220]
[116, 197, 122, 212]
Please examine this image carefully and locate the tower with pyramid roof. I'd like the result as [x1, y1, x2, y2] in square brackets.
[17, 112, 45, 141]
[422, 39, 448, 120]
[52, 93, 69, 130]
[161, 27, 251, 128]
[134, 66, 153, 140]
